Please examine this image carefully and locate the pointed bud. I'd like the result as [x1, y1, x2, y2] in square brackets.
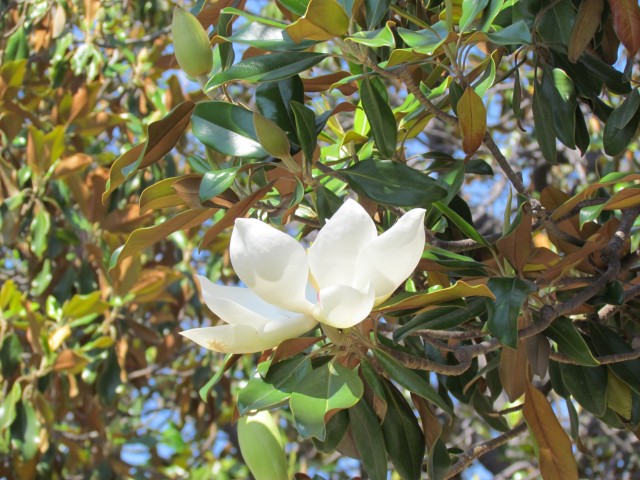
[238, 411, 288, 480]
[253, 112, 300, 172]
[171, 6, 213, 77]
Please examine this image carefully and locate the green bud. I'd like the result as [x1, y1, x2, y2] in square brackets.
[171, 6, 213, 77]
[238, 411, 289, 480]
[253, 112, 300, 173]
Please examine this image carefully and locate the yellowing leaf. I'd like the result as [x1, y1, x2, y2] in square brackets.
[286, 0, 349, 42]
[457, 87, 487, 154]
[49, 325, 71, 351]
[603, 186, 640, 210]
[377, 280, 495, 314]
[523, 382, 579, 480]
[607, 0, 640, 56]
[607, 373, 632, 419]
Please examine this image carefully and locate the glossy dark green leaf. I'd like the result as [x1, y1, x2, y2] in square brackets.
[0, 334, 22, 379]
[343, 159, 447, 207]
[578, 53, 631, 95]
[290, 360, 363, 440]
[291, 100, 317, 164]
[192, 101, 267, 158]
[532, 80, 557, 164]
[590, 322, 640, 395]
[217, 12, 235, 70]
[312, 409, 350, 453]
[544, 317, 599, 366]
[381, 382, 425, 480]
[349, 400, 388, 480]
[97, 350, 121, 405]
[541, 68, 576, 149]
[588, 280, 625, 306]
[199, 167, 239, 202]
[421, 247, 487, 275]
[434, 201, 491, 247]
[5, 27, 28, 62]
[373, 349, 452, 415]
[603, 92, 640, 156]
[472, 392, 509, 431]
[465, 158, 494, 175]
[428, 438, 451, 480]
[360, 77, 397, 159]
[548, 360, 569, 398]
[360, 357, 387, 404]
[9, 401, 40, 460]
[199, 354, 240, 401]
[536, 0, 575, 50]
[205, 52, 327, 90]
[560, 363, 608, 416]
[364, 0, 392, 29]
[394, 299, 485, 342]
[574, 104, 590, 155]
[256, 76, 304, 144]
[486, 277, 536, 349]
[316, 184, 343, 224]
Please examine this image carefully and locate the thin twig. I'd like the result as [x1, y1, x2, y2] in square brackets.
[445, 422, 529, 479]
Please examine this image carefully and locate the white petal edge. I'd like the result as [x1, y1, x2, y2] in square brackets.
[197, 275, 301, 326]
[260, 315, 319, 346]
[313, 284, 375, 329]
[180, 325, 268, 353]
[230, 218, 312, 314]
[308, 199, 377, 291]
[355, 208, 426, 304]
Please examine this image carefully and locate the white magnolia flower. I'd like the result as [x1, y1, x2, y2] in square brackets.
[181, 199, 426, 353]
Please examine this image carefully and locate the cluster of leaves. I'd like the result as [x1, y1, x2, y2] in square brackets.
[2, 0, 640, 479]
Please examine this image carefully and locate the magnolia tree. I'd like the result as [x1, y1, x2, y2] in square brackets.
[1, 0, 640, 478]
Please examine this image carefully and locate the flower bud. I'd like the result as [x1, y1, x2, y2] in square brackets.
[238, 411, 288, 480]
[171, 6, 213, 77]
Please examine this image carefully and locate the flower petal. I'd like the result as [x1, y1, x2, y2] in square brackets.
[313, 284, 375, 329]
[261, 315, 319, 345]
[197, 275, 298, 326]
[355, 208, 426, 304]
[230, 218, 312, 313]
[308, 199, 377, 290]
[180, 325, 268, 353]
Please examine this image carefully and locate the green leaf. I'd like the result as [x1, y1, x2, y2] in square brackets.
[291, 101, 317, 165]
[460, 0, 489, 32]
[238, 356, 312, 414]
[225, 21, 317, 51]
[0, 335, 22, 379]
[560, 363, 608, 416]
[544, 317, 599, 366]
[205, 52, 327, 90]
[393, 299, 486, 342]
[603, 91, 640, 156]
[0, 381, 21, 432]
[364, 0, 392, 29]
[373, 349, 453, 415]
[62, 291, 109, 319]
[199, 167, 239, 202]
[540, 68, 576, 149]
[434, 201, 491, 247]
[199, 353, 240, 401]
[10, 401, 40, 460]
[343, 159, 447, 207]
[486, 277, 536, 349]
[590, 322, 640, 395]
[289, 360, 363, 440]
[532, 80, 557, 164]
[485, 20, 531, 45]
[397, 22, 448, 54]
[348, 23, 395, 47]
[381, 382, 426, 480]
[5, 27, 28, 62]
[536, 0, 576, 50]
[237, 411, 288, 480]
[256, 76, 305, 144]
[312, 409, 350, 453]
[360, 77, 397, 159]
[30, 208, 50, 259]
[192, 101, 267, 158]
[349, 401, 388, 480]
[97, 351, 121, 405]
[428, 438, 451, 480]
[421, 247, 487, 275]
